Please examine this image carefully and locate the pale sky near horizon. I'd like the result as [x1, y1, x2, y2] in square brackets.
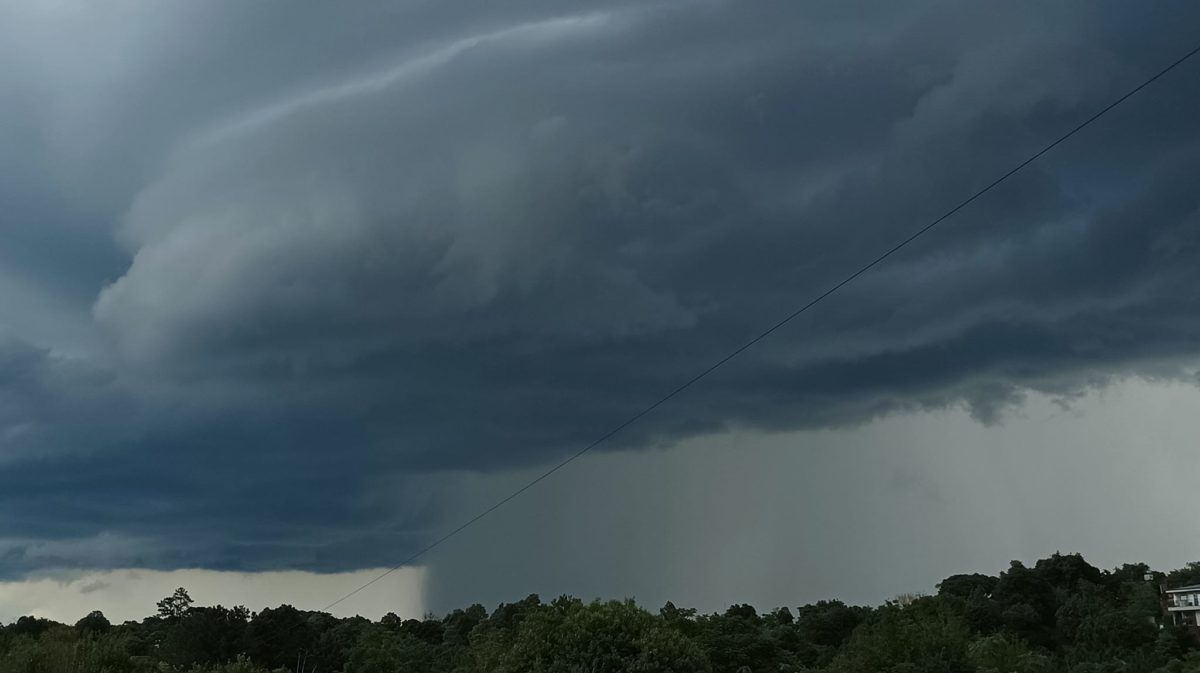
[0, 568, 426, 625]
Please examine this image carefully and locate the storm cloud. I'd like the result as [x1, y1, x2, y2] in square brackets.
[1, 0, 1200, 587]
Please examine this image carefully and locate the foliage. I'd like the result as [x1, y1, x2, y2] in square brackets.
[74, 611, 111, 635]
[825, 596, 973, 673]
[484, 597, 710, 673]
[158, 588, 195, 620]
[2, 554, 1199, 673]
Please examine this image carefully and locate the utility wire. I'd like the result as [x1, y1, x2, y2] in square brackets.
[321, 39, 1200, 613]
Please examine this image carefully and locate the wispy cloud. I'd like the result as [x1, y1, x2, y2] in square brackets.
[192, 10, 616, 147]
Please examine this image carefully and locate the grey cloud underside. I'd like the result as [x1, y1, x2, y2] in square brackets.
[1, 0, 1200, 577]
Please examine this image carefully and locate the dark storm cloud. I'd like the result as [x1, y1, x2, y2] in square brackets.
[2, 0, 1200, 577]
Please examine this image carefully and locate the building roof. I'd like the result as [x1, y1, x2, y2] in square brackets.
[1165, 585, 1200, 593]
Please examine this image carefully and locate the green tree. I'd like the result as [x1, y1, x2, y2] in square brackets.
[310, 615, 372, 672]
[968, 633, 1051, 673]
[73, 611, 111, 635]
[488, 597, 710, 673]
[1034, 553, 1107, 592]
[1056, 580, 1156, 652]
[1166, 563, 1200, 589]
[442, 604, 487, 646]
[993, 561, 1056, 646]
[938, 573, 998, 599]
[160, 605, 250, 666]
[795, 600, 869, 650]
[695, 603, 784, 673]
[825, 596, 973, 673]
[157, 587, 195, 620]
[343, 625, 435, 673]
[8, 616, 57, 639]
[243, 605, 315, 671]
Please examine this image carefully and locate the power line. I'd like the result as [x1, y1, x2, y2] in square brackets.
[321, 39, 1200, 613]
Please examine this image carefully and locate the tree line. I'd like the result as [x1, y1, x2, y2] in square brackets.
[4, 553, 1200, 672]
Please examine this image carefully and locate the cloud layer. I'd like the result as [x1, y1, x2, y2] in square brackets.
[1, 0, 1199, 581]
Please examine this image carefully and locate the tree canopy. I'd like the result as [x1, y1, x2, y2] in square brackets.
[1, 552, 1196, 673]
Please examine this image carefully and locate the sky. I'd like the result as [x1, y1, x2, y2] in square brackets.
[1, 0, 1200, 623]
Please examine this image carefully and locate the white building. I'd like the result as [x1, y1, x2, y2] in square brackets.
[1165, 585, 1200, 627]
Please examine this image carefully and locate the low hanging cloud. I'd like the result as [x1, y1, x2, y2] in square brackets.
[1, 0, 1200, 581]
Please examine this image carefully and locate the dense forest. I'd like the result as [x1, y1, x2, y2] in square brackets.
[5, 554, 1200, 672]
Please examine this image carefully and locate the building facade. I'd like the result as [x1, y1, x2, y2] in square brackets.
[1165, 585, 1200, 627]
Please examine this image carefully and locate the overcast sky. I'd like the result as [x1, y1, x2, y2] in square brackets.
[2, 0, 1200, 623]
